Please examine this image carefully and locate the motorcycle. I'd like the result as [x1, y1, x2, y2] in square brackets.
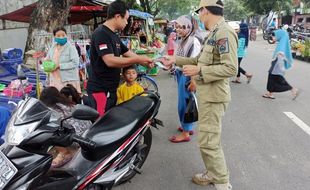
[263, 28, 276, 44]
[0, 90, 162, 190]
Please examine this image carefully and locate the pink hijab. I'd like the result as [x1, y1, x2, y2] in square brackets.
[167, 32, 176, 51]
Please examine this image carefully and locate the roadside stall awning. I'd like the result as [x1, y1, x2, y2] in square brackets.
[0, 0, 108, 25]
[129, 9, 154, 20]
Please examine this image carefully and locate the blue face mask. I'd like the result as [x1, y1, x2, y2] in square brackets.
[55, 37, 67, 46]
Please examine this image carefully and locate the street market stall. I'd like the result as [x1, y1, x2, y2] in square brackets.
[0, 0, 109, 109]
[121, 9, 160, 75]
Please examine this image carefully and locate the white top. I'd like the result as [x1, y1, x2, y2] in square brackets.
[191, 37, 202, 58]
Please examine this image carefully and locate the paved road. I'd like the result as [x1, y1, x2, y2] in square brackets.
[114, 36, 310, 190]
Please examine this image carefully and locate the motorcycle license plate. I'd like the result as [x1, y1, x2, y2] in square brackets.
[0, 151, 18, 189]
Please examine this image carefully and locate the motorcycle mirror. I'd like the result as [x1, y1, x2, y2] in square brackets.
[71, 104, 99, 121]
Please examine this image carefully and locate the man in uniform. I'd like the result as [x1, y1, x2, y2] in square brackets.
[160, 0, 238, 189]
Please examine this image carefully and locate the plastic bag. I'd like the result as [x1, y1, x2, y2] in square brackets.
[183, 92, 198, 123]
[42, 60, 56, 73]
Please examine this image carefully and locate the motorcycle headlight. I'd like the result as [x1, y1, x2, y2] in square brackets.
[5, 118, 39, 145]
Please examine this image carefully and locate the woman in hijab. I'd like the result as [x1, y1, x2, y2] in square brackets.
[169, 15, 201, 143]
[262, 29, 299, 99]
[232, 23, 253, 83]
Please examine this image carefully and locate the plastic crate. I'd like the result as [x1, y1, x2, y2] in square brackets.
[0, 58, 23, 74]
[0, 65, 11, 77]
[25, 72, 47, 81]
[0, 75, 17, 86]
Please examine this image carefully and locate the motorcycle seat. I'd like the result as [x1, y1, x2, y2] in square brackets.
[82, 95, 155, 160]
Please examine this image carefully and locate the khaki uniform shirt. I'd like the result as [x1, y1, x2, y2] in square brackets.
[176, 18, 238, 103]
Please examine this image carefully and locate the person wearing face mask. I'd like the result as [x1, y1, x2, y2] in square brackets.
[160, 0, 237, 189]
[45, 27, 81, 93]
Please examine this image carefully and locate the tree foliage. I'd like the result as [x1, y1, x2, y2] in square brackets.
[241, 0, 293, 15]
[157, 0, 200, 20]
[125, 0, 200, 19]
[224, 0, 252, 21]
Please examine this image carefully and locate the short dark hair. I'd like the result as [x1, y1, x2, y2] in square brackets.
[60, 84, 81, 104]
[107, 0, 129, 20]
[53, 27, 67, 36]
[205, 0, 224, 16]
[122, 65, 137, 74]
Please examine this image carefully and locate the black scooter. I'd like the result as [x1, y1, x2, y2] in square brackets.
[0, 90, 162, 190]
[263, 28, 276, 44]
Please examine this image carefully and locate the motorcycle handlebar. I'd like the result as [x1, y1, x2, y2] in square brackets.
[71, 135, 96, 150]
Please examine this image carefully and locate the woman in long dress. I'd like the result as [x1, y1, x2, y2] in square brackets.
[262, 29, 299, 100]
[169, 15, 201, 143]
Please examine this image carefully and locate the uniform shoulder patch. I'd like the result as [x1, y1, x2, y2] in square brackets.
[216, 38, 229, 54]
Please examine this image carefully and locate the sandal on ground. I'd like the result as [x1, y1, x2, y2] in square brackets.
[246, 75, 253, 84]
[177, 127, 194, 135]
[51, 153, 73, 168]
[262, 94, 275, 99]
[231, 80, 241, 84]
[292, 89, 301, 100]
[169, 135, 190, 143]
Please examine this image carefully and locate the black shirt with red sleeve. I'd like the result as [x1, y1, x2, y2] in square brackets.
[87, 25, 129, 93]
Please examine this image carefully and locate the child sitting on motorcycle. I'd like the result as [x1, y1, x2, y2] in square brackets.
[40, 87, 92, 168]
[117, 66, 144, 105]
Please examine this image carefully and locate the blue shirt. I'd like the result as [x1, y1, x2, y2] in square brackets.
[237, 38, 246, 58]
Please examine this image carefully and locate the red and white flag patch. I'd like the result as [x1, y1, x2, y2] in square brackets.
[99, 44, 108, 50]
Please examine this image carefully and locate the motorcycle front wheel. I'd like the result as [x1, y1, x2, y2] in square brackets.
[117, 127, 152, 184]
[267, 37, 275, 44]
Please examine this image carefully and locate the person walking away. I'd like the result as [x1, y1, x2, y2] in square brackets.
[168, 15, 202, 143]
[262, 29, 300, 100]
[45, 27, 81, 93]
[117, 66, 144, 104]
[160, 0, 237, 189]
[232, 22, 253, 83]
[86, 0, 153, 116]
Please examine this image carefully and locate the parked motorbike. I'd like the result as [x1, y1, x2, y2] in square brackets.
[0, 90, 162, 190]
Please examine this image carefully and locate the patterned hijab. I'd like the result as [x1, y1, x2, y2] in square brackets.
[175, 15, 197, 57]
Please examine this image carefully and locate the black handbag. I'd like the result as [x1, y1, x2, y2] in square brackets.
[183, 93, 198, 123]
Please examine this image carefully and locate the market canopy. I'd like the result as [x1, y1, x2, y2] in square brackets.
[0, 0, 108, 25]
[129, 9, 154, 20]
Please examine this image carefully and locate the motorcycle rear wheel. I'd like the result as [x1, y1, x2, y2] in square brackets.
[117, 127, 152, 184]
[263, 34, 269, 40]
